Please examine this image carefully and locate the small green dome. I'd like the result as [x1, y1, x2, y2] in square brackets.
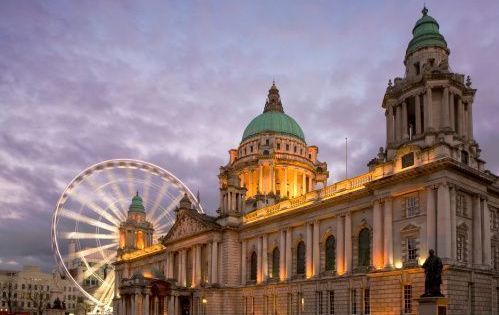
[242, 111, 305, 142]
[242, 82, 305, 142]
[129, 192, 145, 213]
[406, 7, 447, 56]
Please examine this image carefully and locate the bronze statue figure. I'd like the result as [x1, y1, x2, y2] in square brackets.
[421, 249, 444, 297]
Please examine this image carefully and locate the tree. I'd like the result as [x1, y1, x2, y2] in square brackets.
[0, 272, 18, 314]
[27, 290, 50, 315]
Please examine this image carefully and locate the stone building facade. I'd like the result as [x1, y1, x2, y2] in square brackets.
[113, 8, 499, 315]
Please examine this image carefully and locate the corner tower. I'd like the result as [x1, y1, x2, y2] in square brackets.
[118, 192, 154, 256]
[219, 82, 329, 213]
[381, 7, 482, 170]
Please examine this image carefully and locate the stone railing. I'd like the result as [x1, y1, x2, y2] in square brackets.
[244, 172, 373, 224]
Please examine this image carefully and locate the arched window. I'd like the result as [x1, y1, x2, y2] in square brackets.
[272, 248, 280, 278]
[358, 228, 371, 267]
[325, 235, 336, 271]
[250, 251, 257, 281]
[296, 241, 306, 275]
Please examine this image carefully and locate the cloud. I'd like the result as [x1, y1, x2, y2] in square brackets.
[0, 0, 498, 271]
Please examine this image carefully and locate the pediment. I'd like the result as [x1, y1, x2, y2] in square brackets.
[161, 210, 219, 244]
[400, 223, 420, 234]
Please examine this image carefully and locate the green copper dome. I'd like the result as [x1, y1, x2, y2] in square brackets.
[242, 111, 305, 141]
[129, 192, 145, 213]
[242, 82, 305, 142]
[406, 7, 447, 56]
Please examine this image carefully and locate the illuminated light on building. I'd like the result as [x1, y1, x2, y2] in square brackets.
[395, 261, 403, 269]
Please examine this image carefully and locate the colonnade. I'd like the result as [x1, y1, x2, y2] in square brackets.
[241, 165, 314, 198]
[118, 292, 186, 315]
[425, 183, 491, 264]
[241, 216, 370, 285]
[165, 240, 219, 287]
[386, 85, 473, 144]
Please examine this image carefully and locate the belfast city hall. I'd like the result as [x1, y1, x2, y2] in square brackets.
[112, 8, 499, 315]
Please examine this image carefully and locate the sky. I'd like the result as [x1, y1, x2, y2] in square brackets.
[0, 0, 498, 271]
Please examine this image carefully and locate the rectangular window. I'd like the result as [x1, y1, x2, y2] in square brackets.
[250, 146, 253, 153]
[406, 196, 419, 217]
[329, 291, 334, 315]
[456, 193, 467, 216]
[407, 238, 418, 261]
[401, 152, 415, 168]
[404, 285, 412, 314]
[457, 233, 465, 262]
[364, 289, 370, 315]
[294, 146, 297, 153]
[316, 291, 323, 315]
[461, 150, 469, 164]
[286, 144, 290, 151]
[266, 139, 269, 146]
[351, 289, 357, 315]
[277, 143, 281, 150]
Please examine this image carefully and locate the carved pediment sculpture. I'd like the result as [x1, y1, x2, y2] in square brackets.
[162, 211, 217, 244]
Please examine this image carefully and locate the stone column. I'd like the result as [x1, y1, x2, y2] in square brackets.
[402, 101, 409, 139]
[262, 234, 268, 281]
[313, 220, 320, 276]
[207, 242, 212, 284]
[211, 241, 219, 284]
[248, 169, 253, 197]
[336, 216, 345, 275]
[450, 186, 457, 260]
[345, 213, 352, 273]
[473, 195, 483, 265]
[293, 169, 298, 197]
[384, 198, 393, 268]
[154, 296, 159, 315]
[241, 240, 247, 285]
[372, 199, 383, 268]
[426, 187, 436, 253]
[415, 94, 422, 135]
[437, 183, 451, 258]
[196, 245, 202, 287]
[284, 167, 288, 197]
[306, 223, 313, 278]
[257, 236, 262, 283]
[259, 165, 263, 194]
[457, 97, 464, 136]
[386, 106, 394, 144]
[131, 294, 136, 315]
[145, 293, 150, 315]
[308, 174, 313, 192]
[269, 164, 274, 194]
[426, 86, 434, 130]
[191, 247, 197, 288]
[302, 172, 307, 194]
[442, 87, 450, 129]
[280, 230, 286, 281]
[286, 227, 292, 279]
[468, 102, 474, 140]
[449, 92, 455, 131]
[395, 105, 402, 141]
[482, 198, 492, 266]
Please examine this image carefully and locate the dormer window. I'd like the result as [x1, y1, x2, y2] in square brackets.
[414, 62, 420, 75]
[266, 139, 270, 146]
[250, 146, 253, 153]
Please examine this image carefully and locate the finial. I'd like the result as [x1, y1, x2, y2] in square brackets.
[422, 5, 428, 16]
[136, 190, 139, 196]
[466, 75, 472, 87]
[388, 79, 393, 88]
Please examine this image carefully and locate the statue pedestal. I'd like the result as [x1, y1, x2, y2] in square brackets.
[418, 296, 448, 315]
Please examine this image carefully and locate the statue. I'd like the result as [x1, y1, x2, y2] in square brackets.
[421, 249, 444, 297]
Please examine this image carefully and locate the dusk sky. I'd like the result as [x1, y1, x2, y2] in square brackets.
[1, 0, 498, 271]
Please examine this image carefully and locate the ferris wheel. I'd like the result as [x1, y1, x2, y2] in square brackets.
[51, 159, 203, 313]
